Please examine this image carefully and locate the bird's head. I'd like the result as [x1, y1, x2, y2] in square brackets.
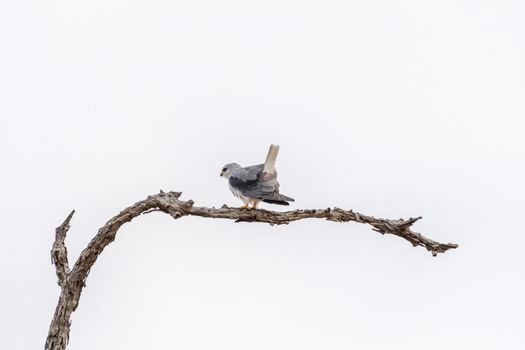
[220, 163, 240, 179]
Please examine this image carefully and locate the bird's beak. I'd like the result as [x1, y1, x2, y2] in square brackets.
[219, 172, 223, 177]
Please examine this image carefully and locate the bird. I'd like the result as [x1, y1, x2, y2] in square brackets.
[220, 144, 295, 209]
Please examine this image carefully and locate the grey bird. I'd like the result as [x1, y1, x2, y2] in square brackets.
[220, 144, 295, 209]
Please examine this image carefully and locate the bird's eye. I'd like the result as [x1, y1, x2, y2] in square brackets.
[222, 167, 227, 172]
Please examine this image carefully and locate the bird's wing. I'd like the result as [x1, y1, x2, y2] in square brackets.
[229, 164, 279, 199]
[233, 164, 264, 182]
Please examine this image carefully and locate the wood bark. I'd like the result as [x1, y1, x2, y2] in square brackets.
[45, 191, 458, 350]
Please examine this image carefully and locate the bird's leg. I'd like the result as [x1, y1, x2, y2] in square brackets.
[251, 200, 259, 209]
[240, 203, 249, 209]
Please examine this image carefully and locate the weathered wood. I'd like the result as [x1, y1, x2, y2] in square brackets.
[45, 190, 458, 350]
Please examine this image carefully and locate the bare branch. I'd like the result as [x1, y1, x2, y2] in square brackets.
[45, 191, 458, 350]
[51, 210, 74, 287]
[187, 205, 455, 256]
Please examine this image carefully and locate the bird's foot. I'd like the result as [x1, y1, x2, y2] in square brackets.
[240, 204, 249, 209]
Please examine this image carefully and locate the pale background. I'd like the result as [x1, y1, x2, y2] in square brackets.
[1, 1, 524, 349]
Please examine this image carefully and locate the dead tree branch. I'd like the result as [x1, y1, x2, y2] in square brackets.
[45, 190, 458, 350]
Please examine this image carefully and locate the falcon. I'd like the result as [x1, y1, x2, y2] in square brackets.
[220, 144, 295, 209]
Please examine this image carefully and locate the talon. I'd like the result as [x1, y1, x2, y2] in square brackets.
[241, 204, 249, 209]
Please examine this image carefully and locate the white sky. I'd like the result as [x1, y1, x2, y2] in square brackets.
[1, 0, 524, 349]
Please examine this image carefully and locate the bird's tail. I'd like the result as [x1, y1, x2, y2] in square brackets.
[277, 193, 295, 202]
[263, 199, 290, 205]
[262, 193, 295, 205]
[263, 144, 279, 175]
